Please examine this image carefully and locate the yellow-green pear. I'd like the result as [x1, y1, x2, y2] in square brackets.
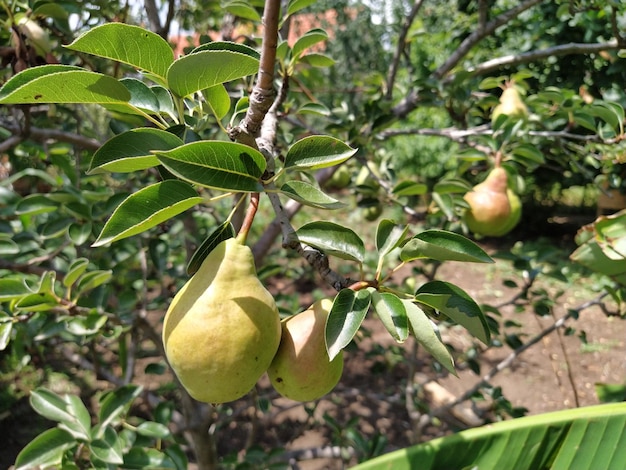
[492, 87, 528, 123]
[268, 299, 343, 402]
[17, 18, 53, 56]
[162, 237, 281, 404]
[463, 167, 522, 237]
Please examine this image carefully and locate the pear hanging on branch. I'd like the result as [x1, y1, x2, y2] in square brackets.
[491, 85, 528, 123]
[162, 237, 281, 404]
[463, 166, 522, 237]
[268, 298, 344, 402]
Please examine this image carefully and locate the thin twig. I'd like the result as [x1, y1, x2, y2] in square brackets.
[385, 0, 425, 100]
[429, 294, 607, 420]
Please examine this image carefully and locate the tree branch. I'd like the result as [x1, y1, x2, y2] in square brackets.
[228, 0, 281, 147]
[385, 0, 426, 99]
[1, 120, 102, 151]
[434, 0, 544, 79]
[466, 39, 621, 77]
[377, 123, 623, 145]
[391, 0, 545, 119]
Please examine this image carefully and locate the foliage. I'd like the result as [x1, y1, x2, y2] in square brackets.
[1, 0, 626, 468]
[352, 402, 626, 470]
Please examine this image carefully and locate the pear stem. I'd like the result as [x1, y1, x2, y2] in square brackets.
[494, 150, 503, 168]
[237, 192, 260, 244]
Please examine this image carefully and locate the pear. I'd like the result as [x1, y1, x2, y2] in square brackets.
[162, 237, 281, 404]
[492, 87, 528, 123]
[463, 167, 522, 237]
[268, 299, 343, 402]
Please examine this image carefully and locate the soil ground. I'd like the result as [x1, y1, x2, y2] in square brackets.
[1, 220, 625, 469]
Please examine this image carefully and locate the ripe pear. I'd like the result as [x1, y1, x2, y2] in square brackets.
[268, 299, 343, 402]
[162, 237, 281, 404]
[463, 167, 522, 237]
[492, 87, 528, 123]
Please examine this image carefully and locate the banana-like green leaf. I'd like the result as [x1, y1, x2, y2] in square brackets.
[351, 402, 626, 470]
[65, 23, 174, 79]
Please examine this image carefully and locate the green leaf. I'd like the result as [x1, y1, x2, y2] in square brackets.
[223, 0, 261, 21]
[0, 279, 32, 300]
[190, 41, 260, 60]
[186, 222, 235, 276]
[93, 180, 203, 246]
[65, 23, 174, 79]
[351, 403, 626, 470]
[0, 317, 12, 351]
[15, 194, 59, 216]
[292, 28, 328, 59]
[595, 383, 626, 403]
[156, 141, 266, 192]
[62, 258, 90, 288]
[433, 178, 472, 194]
[403, 300, 456, 375]
[511, 143, 545, 166]
[284, 136, 357, 170]
[68, 222, 93, 245]
[415, 280, 490, 345]
[296, 221, 365, 262]
[589, 101, 624, 135]
[287, 0, 317, 16]
[110, 77, 161, 114]
[75, 270, 113, 294]
[90, 426, 124, 464]
[392, 181, 428, 196]
[326, 288, 372, 360]
[30, 389, 90, 440]
[372, 291, 408, 342]
[0, 67, 130, 104]
[401, 230, 493, 263]
[299, 53, 335, 67]
[88, 128, 183, 174]
[98, 385, 143, 432]
[376, 219, 408, 258]
[167, 50, 259, 97]
[0, 236, 19, 255]
[14, 428, 76, 470]
[123, 448, 178, 469]
[202, 84, 231, 120]
[280, 180, 347, 209]
[136, 421, 171, 439]
[298, 101, 331, 116]
[14, 293, 59, 311]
